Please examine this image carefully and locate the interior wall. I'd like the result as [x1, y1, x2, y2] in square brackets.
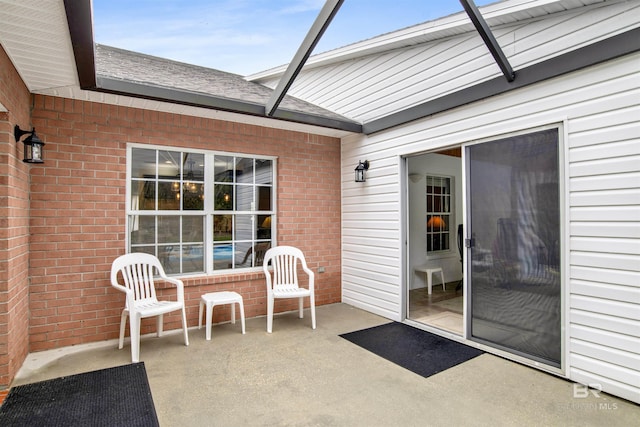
[407, 153, 463, 289]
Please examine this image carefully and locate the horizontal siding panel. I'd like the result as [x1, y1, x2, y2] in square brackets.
[571, 309, 640, 337]
[284, 2, 640, 123]
[570, 237, 640, 255]
[342, 288, 399, 310]
[343, 251, 400, 269]
[343, 243, 400, 257]
[569, 353, 640, 389]
[570, 155, 640, 178]
[569, 121, 639, 149]
[570, 252, 640, 272]
[569, 189, 640, 206]
[570, 295, 639, 320]
[342, 235, 398, 248]
[342, 272, 400, 296]
[570, 338, 640, 373]
[571, 267, 639, 287]
[568, 105, 640, 134]
[343, 258, 399, 277]
[571, 280, 640, 302]
[570, 223, 640, 239]
[569, 139, 640, 163]
[342, 212, 399, 222]
[342, 267, 398, 287]
[341, 295, 400, 321]
[342, 228, 399, 241]
[570, 206, 640, 222]
[570, 323, 639, 354]
[569, 367, 640, 404]
[570, 172, 640, 192]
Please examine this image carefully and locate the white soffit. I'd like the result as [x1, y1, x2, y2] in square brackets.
[0, 0, 78, 92]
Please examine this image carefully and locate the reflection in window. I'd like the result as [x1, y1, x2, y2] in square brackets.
[128, 147, 274, 275]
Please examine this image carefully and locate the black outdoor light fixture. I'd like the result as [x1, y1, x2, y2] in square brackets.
[354, 160, 369, 183]
[14, 125, 45, 163]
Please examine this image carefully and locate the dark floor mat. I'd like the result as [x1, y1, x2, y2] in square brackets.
[0, 362, 159, 427]
[340, 322, 484, 378]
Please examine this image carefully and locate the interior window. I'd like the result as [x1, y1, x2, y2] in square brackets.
[426, 175, 452, 254]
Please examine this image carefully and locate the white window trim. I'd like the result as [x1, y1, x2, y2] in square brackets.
[126, 143, 278, 277]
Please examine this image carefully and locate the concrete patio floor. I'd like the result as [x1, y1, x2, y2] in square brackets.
[12, 303, 639, 426]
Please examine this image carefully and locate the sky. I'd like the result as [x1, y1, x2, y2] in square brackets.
[93, 0, 496, 77]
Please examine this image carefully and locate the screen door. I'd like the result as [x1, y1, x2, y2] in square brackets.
[466, 128, 561, 367]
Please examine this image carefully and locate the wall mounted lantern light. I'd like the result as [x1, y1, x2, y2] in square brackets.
[14, 125, 45, 163]
[354, 160, 369, 183]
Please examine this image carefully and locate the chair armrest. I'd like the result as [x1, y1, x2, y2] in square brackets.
[302, 266, 315, 291]
[159, 275, 185, 302]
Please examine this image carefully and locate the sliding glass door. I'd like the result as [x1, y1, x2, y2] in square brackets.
[466, 128, 561, 367]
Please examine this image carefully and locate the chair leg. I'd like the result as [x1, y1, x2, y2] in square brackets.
[198, 300, 204, 330]
[130, 314, 141, 363]
[267, 296, 274, 333]
[427, 272, 433, 295]
[298, 297, 304, 319]
[156, 314, 164, 337]
[181, 307, 189, 346]
[231, 303, 236, 324]
[118, 310, 127, 350]
[310, 294, 316, 330]
[238, 301, 246, 334]
[205, 302, 213, 341]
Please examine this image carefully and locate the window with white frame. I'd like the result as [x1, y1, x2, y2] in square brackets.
[426, 175, 452, 254]
[128, 146, 275, 275]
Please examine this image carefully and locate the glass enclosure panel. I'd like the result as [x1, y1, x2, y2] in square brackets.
[467, 128, 561, 366]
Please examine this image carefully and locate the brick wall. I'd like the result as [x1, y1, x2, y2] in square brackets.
[0, 46, 32, 388]
[27, 95, 342, 352]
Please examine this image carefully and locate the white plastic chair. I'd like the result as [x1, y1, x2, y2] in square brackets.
[263, 246, 316, 333]
[110, 253, 189, 362]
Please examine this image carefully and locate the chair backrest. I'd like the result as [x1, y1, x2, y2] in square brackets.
[263, 246, 308, 290]
[111, 253, 164, 305]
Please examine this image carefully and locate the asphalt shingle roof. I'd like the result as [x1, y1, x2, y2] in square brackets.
[95, 44, 354, 125]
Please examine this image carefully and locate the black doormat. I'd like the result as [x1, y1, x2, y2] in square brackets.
[340, 322, 484, 378]
[0, 362, 159, 427]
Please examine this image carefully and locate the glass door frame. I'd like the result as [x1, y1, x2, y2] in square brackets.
[461, 123, 568, 374]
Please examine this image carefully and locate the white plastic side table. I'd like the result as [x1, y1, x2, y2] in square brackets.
[198, 291, 246, 340]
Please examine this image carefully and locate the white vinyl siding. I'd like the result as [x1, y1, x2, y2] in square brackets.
[259, 1, 639, 124]
[340, 51, 639, 403]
